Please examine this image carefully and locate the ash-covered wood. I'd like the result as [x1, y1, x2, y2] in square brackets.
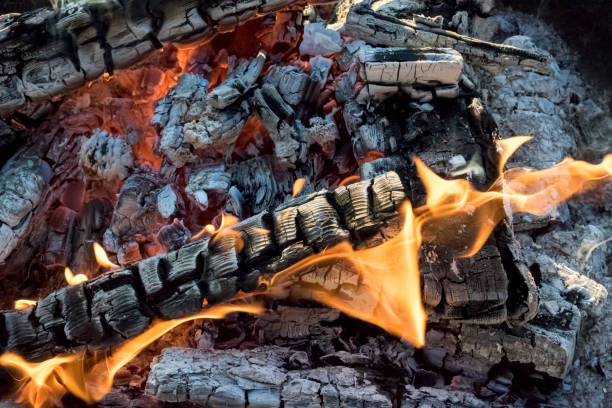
[343, 3, 552, 73]
[357, 47, 463, 101]
[208, 51, 267, 110]
[145, 344, 497, 407]
[146, 346, 395, 407]
[0, 157, 51, 263]
[0, 0, 336, 117]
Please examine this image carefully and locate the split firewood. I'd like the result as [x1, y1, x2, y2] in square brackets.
[0, 0, 337, 117]
[343, 3, 552, 73]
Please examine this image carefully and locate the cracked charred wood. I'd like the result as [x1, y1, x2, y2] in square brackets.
[0, 171, 534, 361]
[343, 3, 552, 73]
[0, 0, 337, 117]
[264, 65, 315, 106]
[146, 346, 395, 407]
[208, 51, 267, 110]
[250, 84, 307, 167]
[357, 47, 464, 101]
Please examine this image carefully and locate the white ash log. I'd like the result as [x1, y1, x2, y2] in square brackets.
[0, 0, 336, 117]
[357, 47, 463, 101]
[0, 157, 51, 263]
[146, 346, 394, 408]
[78, 129, 134, 182]
[343, 3, 552, 73]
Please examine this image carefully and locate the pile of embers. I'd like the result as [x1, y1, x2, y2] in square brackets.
[0, 0, 608, 407]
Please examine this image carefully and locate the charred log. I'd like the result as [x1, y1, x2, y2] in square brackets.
[0, 0, 336, 117]
[0, 170, 536, 361]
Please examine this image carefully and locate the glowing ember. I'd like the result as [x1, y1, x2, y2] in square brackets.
[64, 267, 88, 286]
[0, 304, 263, 408]
[93, 242, 118, 269]
[14, 299, 37, 310]
[292, 178, 306, 196]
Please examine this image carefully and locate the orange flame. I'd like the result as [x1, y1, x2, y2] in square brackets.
[93, 242, 119, 269]
[0, 304, 262, 408]
[271, 201, 427, 347]
[64, 267, 88, 286]
[415, 137, 612, 257]
[2, 137, 611, 407]
[14, 299, 37, 310]
[338, 175, 361, 187]
[192, 213, 240, 240]
[292, 178, 306, 197]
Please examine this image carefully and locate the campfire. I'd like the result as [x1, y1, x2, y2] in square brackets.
[0, 0, 610, 407]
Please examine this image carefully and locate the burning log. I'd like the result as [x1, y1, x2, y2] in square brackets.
[343, 3, 552, 73]
[0, 0, 336, 116]
[0, 170, 537, 362]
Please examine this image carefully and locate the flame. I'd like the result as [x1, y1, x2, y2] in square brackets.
[2, 137, 610, 407]
[292, 178, 306, 197]
[93, 242, 119, 269]
[0, 304, 262, 408]
[414, 137, 612, 257]
[192, 213, 240, 240]
[269, 137, 611, 346]
[14, 299, 37, 310]
[64, 267, 88, 286]
[338, 175, 361, 187]
[271, 201, 427, 347]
